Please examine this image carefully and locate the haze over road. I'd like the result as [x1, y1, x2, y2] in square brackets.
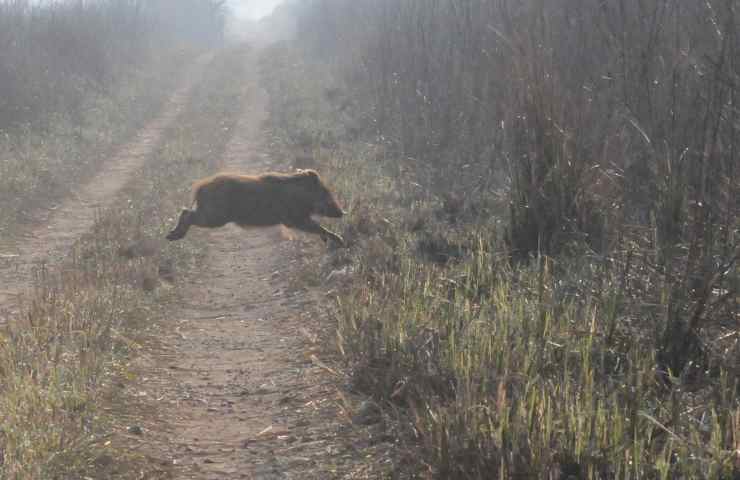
[229, 0, 285, 20]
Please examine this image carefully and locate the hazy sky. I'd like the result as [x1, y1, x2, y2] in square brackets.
[32, 0, 286, 19]
[229, 0, 285, 20]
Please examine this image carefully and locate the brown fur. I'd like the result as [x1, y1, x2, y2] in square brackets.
[166, 169, 345, 245]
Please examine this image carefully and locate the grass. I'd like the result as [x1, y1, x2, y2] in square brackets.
[260, 30, 739, 480]
[0, 45, 251, 479]
[0, 48, 191, 236]
[0, 0, 229, 238]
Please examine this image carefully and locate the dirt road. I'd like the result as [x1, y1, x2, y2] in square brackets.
[0, 54, 213, 322]
[0, 45, 385, 478]
[147, 52, 378, 480]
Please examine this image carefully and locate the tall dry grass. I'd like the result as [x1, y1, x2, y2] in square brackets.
[263, 1, 739, 477]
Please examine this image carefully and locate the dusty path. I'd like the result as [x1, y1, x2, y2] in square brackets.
[0, 53, 213, 322]
[147, 52, 379, 479]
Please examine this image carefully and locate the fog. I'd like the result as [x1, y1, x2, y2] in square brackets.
[29, 0, 285, 21]
[229, 0, 285, 20]
[225, 0, 297, 44]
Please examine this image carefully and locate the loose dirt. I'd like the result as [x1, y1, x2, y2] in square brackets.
[145, 52, 383, 480]
[0, 53, 213, 322]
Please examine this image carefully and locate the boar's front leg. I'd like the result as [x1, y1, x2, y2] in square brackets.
[286, 218, 344, 246]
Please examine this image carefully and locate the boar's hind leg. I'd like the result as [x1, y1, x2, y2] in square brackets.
[166, 205, 230, 241]
[287, 218, 344, 246]
[166, 208, 194, 241]
[189, 204, 229, 229]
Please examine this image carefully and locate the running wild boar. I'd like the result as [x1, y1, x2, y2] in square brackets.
[166, 169, 345, 245]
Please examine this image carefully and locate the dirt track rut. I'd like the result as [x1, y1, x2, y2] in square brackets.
[0, 54, 213, 322]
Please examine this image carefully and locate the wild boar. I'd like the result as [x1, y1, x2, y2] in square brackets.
[166, 169, 345, 245]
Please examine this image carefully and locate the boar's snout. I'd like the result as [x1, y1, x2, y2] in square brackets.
[315, 191, 344, 218]
[303, 170, 345, 218]
[321, 199, 345, 218]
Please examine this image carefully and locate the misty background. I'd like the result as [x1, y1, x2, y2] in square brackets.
[229, 0, 284, 20]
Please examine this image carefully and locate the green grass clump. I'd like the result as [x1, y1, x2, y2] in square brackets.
[325, 151, 739, 479]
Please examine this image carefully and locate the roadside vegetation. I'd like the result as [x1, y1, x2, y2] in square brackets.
[0, 45, 250, 479]
[263, 1, 739, 478]
[0, 0, 227, 234]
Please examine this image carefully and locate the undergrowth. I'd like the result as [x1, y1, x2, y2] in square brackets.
[261, 7, 740, 473]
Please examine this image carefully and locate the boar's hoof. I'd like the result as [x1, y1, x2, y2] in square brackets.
[326, 233, 345, 248]
[166, 230, 183, 241]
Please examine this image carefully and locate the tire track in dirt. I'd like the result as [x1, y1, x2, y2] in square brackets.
[0, 53, 213, 322]
[151, 52, 375, 479]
